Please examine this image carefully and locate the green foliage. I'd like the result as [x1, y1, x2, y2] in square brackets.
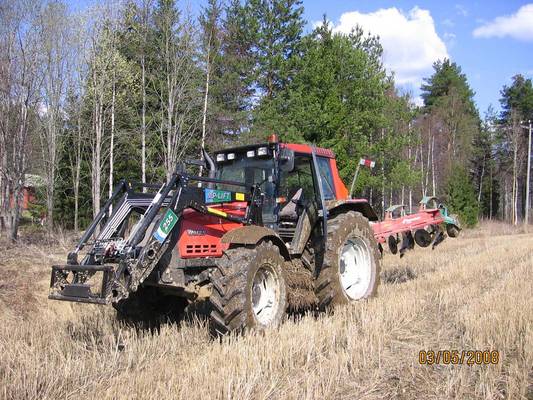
[421, 59, 480, 170]
[247, 0, 305, 98]
[50, 0, 491, 228]
[421, 59, 477, 116]
[500, 74, 533, 122]
[446, 167, 479, 227]
[253, 20, 416, 207]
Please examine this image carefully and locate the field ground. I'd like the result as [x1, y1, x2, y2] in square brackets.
[0, 222, 532, 399]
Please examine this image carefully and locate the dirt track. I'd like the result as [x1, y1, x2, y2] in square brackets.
[0, 223, 532, 399]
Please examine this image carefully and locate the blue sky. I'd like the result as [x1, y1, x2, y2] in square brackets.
[70, 0, 533, 116]
[301, 1, 533, 115]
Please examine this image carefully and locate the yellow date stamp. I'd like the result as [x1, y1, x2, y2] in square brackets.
[419, 350, 500, 366]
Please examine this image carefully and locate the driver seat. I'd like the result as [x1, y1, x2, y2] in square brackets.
[278, 188, 303, 221]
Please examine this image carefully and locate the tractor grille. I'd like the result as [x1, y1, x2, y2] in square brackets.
[185, 243, 219, 256]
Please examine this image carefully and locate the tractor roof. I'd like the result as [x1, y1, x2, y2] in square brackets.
[214, 142, 336, 159]
[282, 143, 335, 158]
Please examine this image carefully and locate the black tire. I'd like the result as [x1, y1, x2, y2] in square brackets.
[113, 286, 188, 326]
[315, 211, 381, 309]
[209, 241, 288, 335]
[446, 224, 460, 238]
[414, 229, 432, 247]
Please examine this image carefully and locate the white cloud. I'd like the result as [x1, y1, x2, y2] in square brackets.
[473, 4, 533, 41]
[442, 18, 455, 27]
[330, 7, 449, 86]
[455, 4, 469, 17]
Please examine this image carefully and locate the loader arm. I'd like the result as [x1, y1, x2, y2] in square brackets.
[49, 170, 263, 305]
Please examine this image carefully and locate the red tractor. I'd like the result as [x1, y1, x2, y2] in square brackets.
[49, 136, 381, 334]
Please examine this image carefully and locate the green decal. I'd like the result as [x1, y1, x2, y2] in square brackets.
[153, 209, 178, 243]
[205, 188, 232, 203]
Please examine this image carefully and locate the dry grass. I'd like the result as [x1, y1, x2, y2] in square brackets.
[0, 222, 532, 400]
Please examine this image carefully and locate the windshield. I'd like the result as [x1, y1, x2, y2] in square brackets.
[215, 156, 277, 223]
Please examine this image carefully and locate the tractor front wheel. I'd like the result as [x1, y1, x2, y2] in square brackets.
[209, 241, 288, 335]
[316, 211, 380, 309]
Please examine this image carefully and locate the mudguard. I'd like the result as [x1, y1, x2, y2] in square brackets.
[221, 226, 290, 260]
[326, 199, 379, 221]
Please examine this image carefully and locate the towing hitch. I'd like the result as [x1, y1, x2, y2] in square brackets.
[49, 264, 115, 305]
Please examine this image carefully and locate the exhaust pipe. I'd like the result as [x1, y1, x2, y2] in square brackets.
[202, 148, 216, 179]
[202, 148, 216, 189]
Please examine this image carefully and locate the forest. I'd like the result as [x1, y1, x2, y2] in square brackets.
[1, 0, 533, 241]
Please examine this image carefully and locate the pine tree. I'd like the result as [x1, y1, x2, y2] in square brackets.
[421, 59, 477, 116]
[199, 0, 224, 153]
[213, 0, 256, 143]
[247, 0, 304, 98]
[420, 58, 481, 188]
[500, 74, 533, 122]
[446, 167, 479, 227]
[498, 74, 533, 223]
[472, 107, 498, 219]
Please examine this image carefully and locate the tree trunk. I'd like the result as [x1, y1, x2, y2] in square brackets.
[381, 128, 385, 218]
[513, 141, 518, 225]
[141, 54, 147, 192]
[431, 133, 436, 197]
[489, 166, 493, 220]
[419, 143, 426, 197]
[477, 156, 485, 204]
[74, 114, 82, 231]
[199, 38, 211, 177]
[109, 69, 116, 201]
[408, 129, 413, 212]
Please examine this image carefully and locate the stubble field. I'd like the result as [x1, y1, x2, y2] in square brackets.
[0, 222, 532, 399]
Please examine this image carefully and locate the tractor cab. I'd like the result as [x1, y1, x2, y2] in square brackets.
[211, 137, 352, 252]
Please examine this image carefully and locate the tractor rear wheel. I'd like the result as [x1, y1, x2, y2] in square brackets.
[209, 241, 287, 335]
[316, 211, 380, 309]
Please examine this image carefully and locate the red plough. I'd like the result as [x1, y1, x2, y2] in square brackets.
[371, 200, 454, 257]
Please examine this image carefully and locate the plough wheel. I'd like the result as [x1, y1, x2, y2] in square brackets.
[414, 229, 432, 248]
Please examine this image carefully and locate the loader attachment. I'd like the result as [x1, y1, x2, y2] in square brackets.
[48, 167, 263, 306]
[49, 264, 114, 304]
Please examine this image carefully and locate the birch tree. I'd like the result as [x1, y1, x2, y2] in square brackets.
[0, 0, 43, 241]
[37, 1, 72, 230]
[153, 0, 200, 180]
[199, 0, 222, 176]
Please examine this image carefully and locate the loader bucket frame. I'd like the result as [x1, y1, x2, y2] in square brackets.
[49, 169, 263, 305]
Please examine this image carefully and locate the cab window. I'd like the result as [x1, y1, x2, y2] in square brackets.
[316, 157, 335, 200]
[279, 155, 318, 206]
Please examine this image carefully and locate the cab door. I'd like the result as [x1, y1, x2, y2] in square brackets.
[277, 154, 321, 254]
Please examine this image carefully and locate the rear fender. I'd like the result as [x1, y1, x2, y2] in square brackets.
[221, 226, 290, 260]
[327, 200, 379, 222]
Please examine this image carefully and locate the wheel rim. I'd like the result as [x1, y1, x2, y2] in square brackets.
[339, 237, 372, 300]
[251, 265, 281, 325]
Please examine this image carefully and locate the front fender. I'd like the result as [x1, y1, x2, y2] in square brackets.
[327, 200, 379, 221]
[221, 226, 290, 260]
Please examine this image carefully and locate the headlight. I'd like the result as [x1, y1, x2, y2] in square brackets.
[227, 153, 235, 160]
[216, 154, 225, 162]
[257, 147, 268, 156]
[246, 150, 255, 157]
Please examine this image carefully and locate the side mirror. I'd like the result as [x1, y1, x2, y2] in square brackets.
[279, 148, 294, 172]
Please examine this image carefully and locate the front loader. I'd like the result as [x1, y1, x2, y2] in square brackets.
[49, 136, 381, 334]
